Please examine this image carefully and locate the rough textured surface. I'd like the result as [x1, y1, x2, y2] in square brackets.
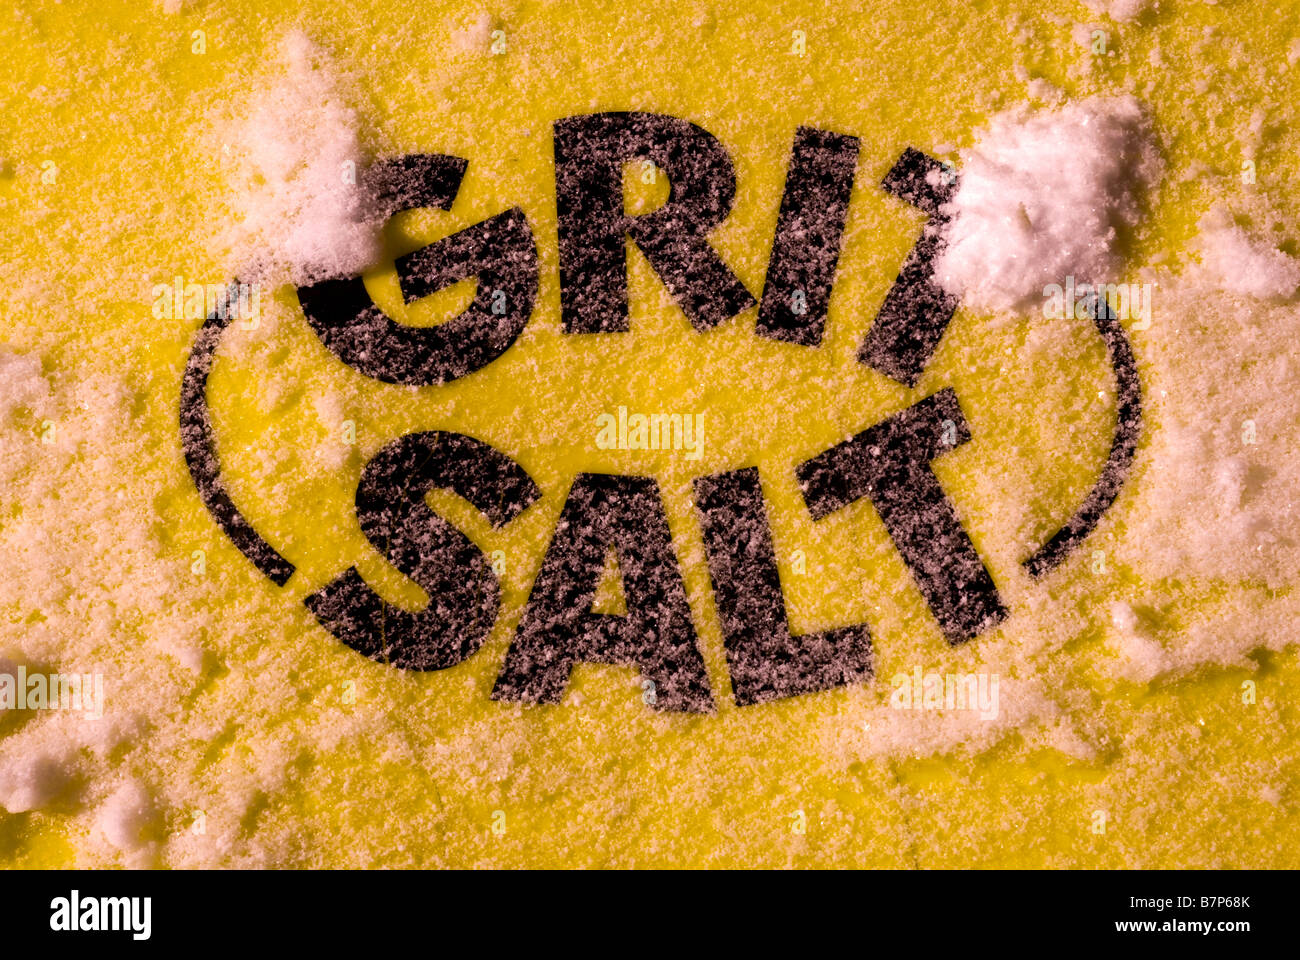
[933, 95, 1161, 314]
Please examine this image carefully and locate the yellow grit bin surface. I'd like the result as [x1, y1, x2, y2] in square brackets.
[0, 0, 1298, 868]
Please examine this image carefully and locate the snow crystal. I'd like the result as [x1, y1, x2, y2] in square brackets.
[0, 749, 70, 814]
[95, 779, 159, 857]
[214, 31, 383, 287]
[1189, 210, 1300, 300]
[934, 96, 1161, 314]
[1080, 0, 1154, 22]
[0, 351, 50, 422]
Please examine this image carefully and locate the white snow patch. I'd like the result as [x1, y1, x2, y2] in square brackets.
[96, 779, 158, 855]
[450, 13, 494, 54]
[1188, 211, 1300, 300]
[215, 31, 383, 287]
[0, 750, 71, 813]
[1106, 602, 1173, 681]
[1081, 0, 1153, 22]
[934, 96, 1161, 314]
[0, 351, 50, 422]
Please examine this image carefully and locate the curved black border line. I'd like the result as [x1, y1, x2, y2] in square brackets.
[177, 156, 463, 587]
[179, 286, 1141, 589]
[862, 148, 1144, 579]
[1022, 298, 1142, 578]
[180, 288, 296, 587]
[179, 154, 1141, 592]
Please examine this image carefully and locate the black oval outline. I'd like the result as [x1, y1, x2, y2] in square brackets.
[178, 155, 1142, 590]
[180, 289, 296, 586]
[1022, 298, 1142, 578]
